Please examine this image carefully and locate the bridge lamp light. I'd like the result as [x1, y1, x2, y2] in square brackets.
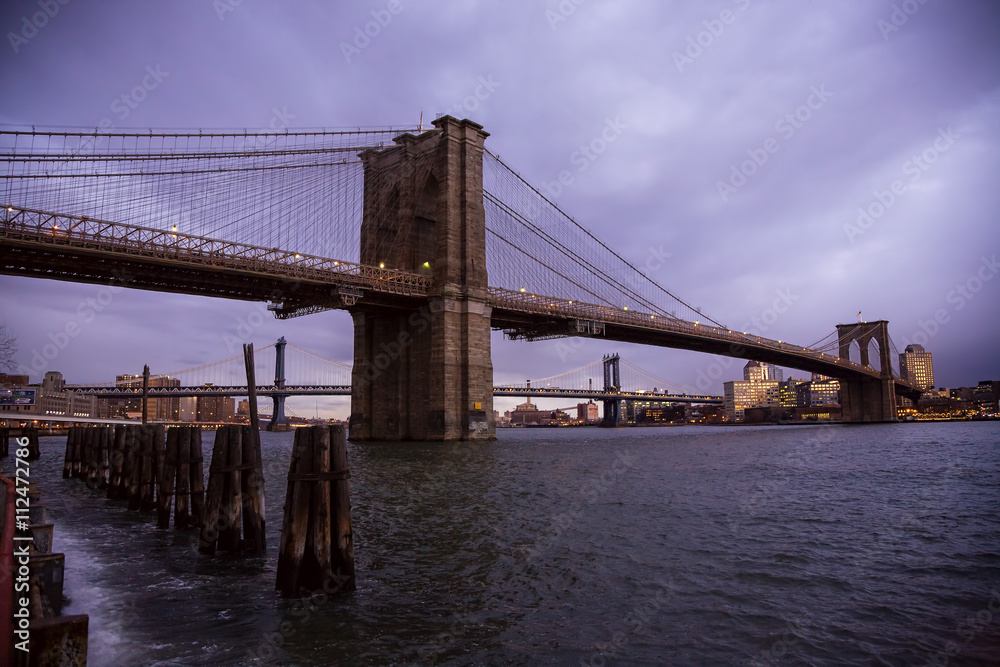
[423, 261, 430, 268]
[379, 262, 385, 269]
[623, 306, 628, 311]
[295, 253, 301, 259]
[520, 287, 526, 292]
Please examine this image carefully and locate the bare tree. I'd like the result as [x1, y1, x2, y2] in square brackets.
[0, 322, 18, 372]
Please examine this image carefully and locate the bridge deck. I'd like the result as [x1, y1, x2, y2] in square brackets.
[1, 206, 920, 400]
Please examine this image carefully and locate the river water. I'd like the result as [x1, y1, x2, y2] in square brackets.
[23, 422, 1000, 665]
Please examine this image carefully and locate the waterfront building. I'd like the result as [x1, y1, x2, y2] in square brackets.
[576, 401, 599, 423]
[0, 370, 98, 418]
[724, 378, 779, 421]
[899, 344, 934, 390]
[743, 360, 783, 382]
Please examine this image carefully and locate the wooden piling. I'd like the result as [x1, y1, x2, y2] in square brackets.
[328, 424, 356, 592]
[62, 428, 78, 479]
[85, 427, 111, 489]
[0, 425, 8, 457]
[157, 429, 179, 528]
[240, 425, 266, 554]
[98, 426, 110, 488]
[276, 425, 355, 597]
[138, 425, 162, 512]
[24, 426, 40, 461]
[219, 427, 244, 552]
[125, 427, 142, 510]
[174, 427, 192, 529]
[189, 429, 205, 528]
[107, 426, 126, 499]
[200, 426, 227, 554]
[239, 342, 266, 553]
[71, 426, 84, 479]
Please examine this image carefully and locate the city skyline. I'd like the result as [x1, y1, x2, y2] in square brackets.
[1, 2, 998, 420]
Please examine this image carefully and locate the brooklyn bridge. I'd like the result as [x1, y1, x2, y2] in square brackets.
[0, 117, 920, 440]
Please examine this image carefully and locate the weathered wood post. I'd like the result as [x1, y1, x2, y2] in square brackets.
[241, 343, 266, 554]
[107, 425, 127, 499]
[1, 425, 9, 457]
[157, 429, 179, 528]
[125, 426, 142, 509]
[276, 425, 355, 597]
[24, 425, 40, 461]
[138, 424, 162, 512]
[97, 426, 110, 489]
[240, 424, 266, 554]
[85, 427, 111, 489]
[174, 427, 191, 529]
[62, 427, 78, 479]
[189, 428, 205, 528]
[71, 426, 85, 479]
[200, 425, 243, 555]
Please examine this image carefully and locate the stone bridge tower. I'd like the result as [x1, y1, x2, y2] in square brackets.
[349, 116, 495, 441]
[835, 320, 898, 423]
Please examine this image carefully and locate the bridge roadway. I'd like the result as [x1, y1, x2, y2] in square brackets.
[65, 385, 724, 404]
[0, 206, 920, 400]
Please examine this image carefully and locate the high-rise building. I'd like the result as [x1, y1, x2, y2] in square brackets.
[104, 373, 181, 420]
[899, 344, 934, 390]
[197, 390, 236, 423]
[724, 379, 780, 421]
[576, 401, 599, 423]
[744, 360, 783, 382]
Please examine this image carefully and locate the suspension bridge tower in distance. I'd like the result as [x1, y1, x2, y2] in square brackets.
[349, 116, 495, 441]
[835, 321, 898, 422]
[268, 336, 291, 432]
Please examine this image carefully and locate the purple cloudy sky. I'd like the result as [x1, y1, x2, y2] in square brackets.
[1, 0, 998, 419]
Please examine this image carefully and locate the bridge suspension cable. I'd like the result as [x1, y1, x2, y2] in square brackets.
[482, 151, 725, 328]
[1, 126, 417, 263]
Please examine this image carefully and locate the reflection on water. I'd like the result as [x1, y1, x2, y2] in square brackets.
[25, 422, 1000, 664]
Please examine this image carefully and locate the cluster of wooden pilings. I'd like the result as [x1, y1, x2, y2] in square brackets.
[276, 424, 356, 597]
[17, 418, 355, 603]
[198, 424, 266, 556]
[1, 432, 87, 667]
[62, 425, 206, 530]
[1, 425, 40, 460]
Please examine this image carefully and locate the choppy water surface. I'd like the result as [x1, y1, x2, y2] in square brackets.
[26, 422, 1000, 665]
